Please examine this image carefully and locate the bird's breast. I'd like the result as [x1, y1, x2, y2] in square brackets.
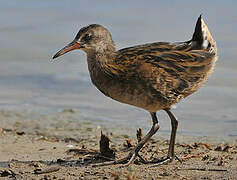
[88, 62, 169, 112]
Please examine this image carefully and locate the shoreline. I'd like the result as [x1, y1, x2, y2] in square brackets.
[0, 109, 235, 142]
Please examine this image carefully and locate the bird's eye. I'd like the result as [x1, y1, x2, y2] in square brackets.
[83, 33, 92, 41]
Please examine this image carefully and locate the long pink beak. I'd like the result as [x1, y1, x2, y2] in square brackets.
[52, 41, 81, 59]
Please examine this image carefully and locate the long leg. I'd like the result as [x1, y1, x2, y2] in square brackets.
[165, 108, 178, 160]
[150, 108, 178, 166]
[92, 112, 160, 167]
[124, 112, 160, 166]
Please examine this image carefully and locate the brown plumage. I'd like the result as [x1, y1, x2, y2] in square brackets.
[53, 15, 217, 166]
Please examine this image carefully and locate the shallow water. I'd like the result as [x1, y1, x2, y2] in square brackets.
[0, 0, 236, 137]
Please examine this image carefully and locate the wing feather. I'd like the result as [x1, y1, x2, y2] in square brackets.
[108, 41, 216, 100]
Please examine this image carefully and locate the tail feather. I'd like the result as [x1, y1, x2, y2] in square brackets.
[192, 15, 217, 54]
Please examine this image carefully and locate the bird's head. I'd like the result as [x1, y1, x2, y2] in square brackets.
[53, 24, 115, 59]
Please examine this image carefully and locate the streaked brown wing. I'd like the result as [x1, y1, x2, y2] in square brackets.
[113, 42, 215, 99]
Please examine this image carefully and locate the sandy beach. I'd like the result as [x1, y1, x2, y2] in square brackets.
[0, 109, 236, 179]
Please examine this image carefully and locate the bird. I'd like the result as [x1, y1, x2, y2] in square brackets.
[52, 15, 217, 166]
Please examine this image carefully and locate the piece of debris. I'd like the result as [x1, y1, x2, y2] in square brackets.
[182, 152, 205, 160]
[38, 148, 46, 151]
[64, 137, 80, 143]
[199, 143, 213, 150]
[37, 136, 59, 142]
[223, 145, 230, 152]
[136, 128, 143, 143]
[2, 128, 13, 132]
[66, 148, 97, 155]
[66, 144, 74, 148]
[202, 154, 209, 161]
[125, 139, 132, 148]
[214, 144, 232, 152]
[34, 166, 60, 174]
[62, 109, 76, 113]
[56, 159, 66, 164]
[178, 142, 212, 151]
[217, 159, 225, 166]
[193, 142, 199, 148]
[16, 131, 25, 135]
[215, 146, 223, 151]
[29, 162, 43, 168]
[178, 167, 227, 172]
[177, 143, 194, 149]
[99, 131, 115, 159]
[0, 169, 16, 177]
[210, 157, 218, 161]
[159, 172, 169, 177]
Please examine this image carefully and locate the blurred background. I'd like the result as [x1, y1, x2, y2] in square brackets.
[0, 0, 236, 138]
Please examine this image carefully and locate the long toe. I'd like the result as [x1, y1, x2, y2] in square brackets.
[149, 157, 173, 167]
[120, 153, 137, 167]
[91, 152, 134, 167]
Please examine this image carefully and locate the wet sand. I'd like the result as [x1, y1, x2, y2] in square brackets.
[0, 0, 237, 138]
[0, 110, 236, 179]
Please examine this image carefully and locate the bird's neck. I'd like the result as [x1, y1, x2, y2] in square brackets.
[86, 46, 118, 96]
[86, 43, 117, 86]
[87, 42, 116, 70]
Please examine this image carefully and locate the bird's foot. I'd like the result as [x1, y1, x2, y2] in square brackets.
[91, 152, 182, 167]
[148, 155, 182, 167]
